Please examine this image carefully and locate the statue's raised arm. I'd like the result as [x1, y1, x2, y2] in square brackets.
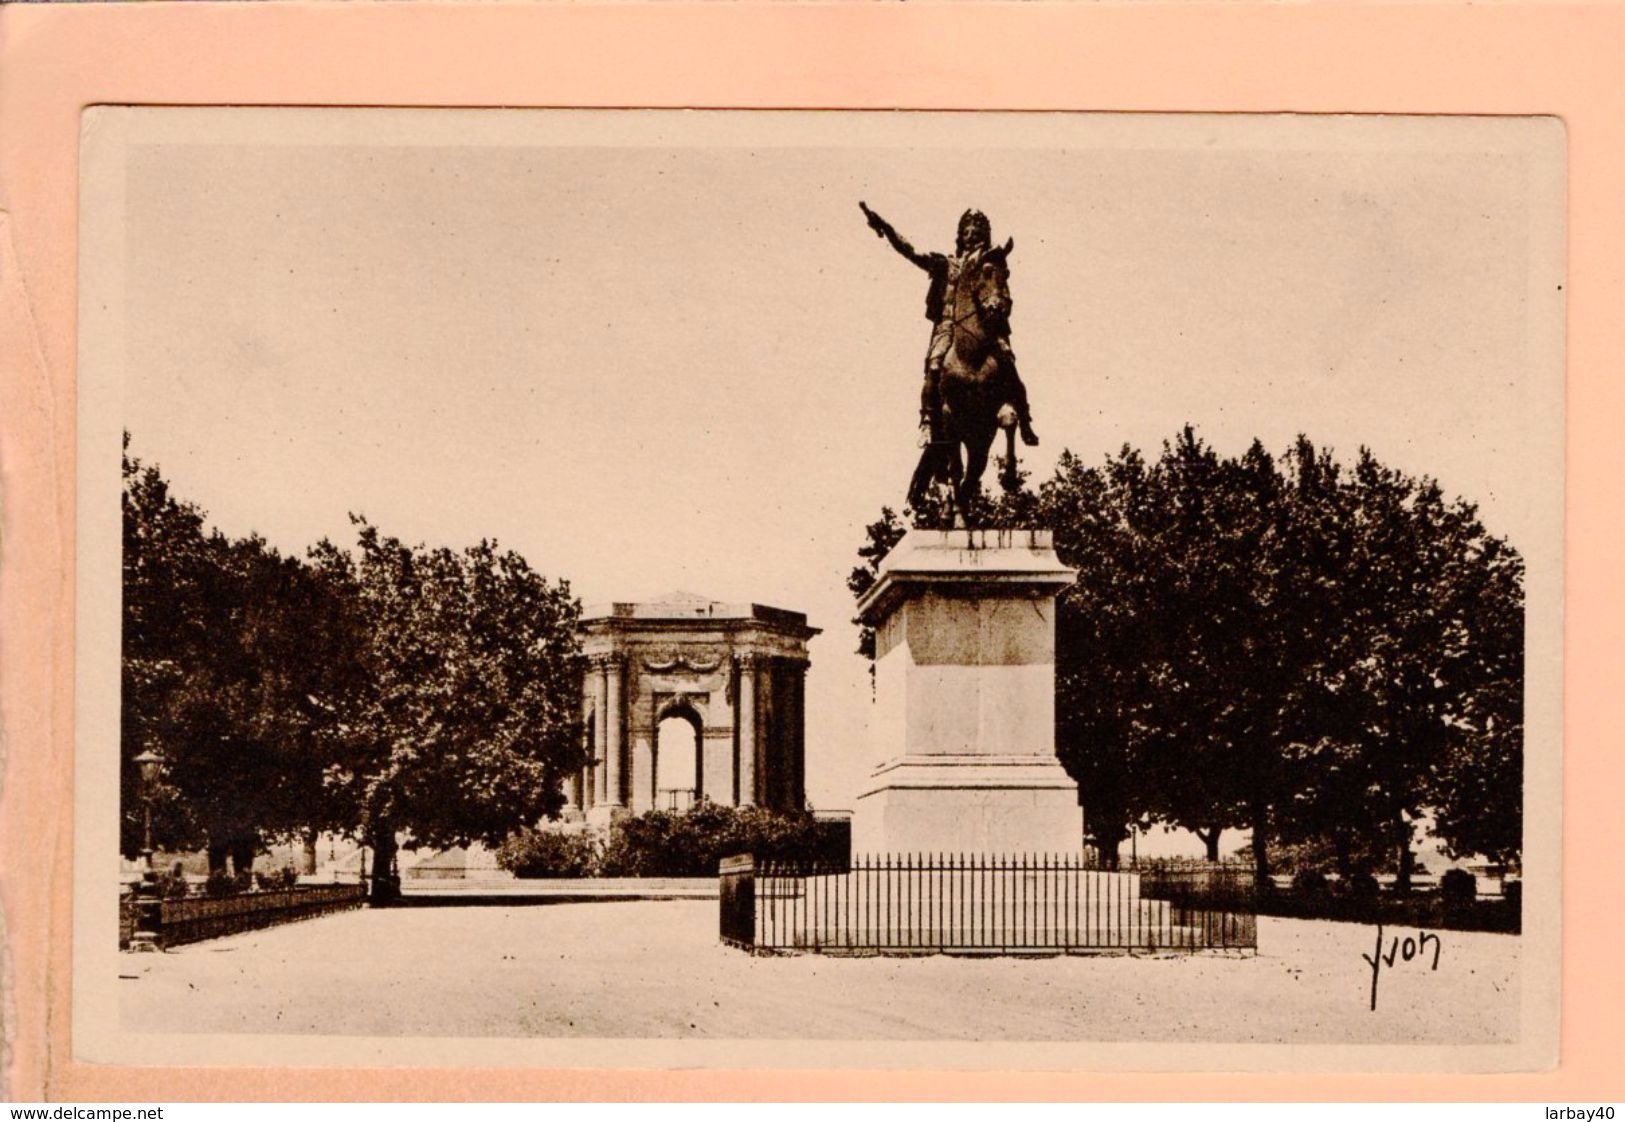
[859, 201, 936, 271]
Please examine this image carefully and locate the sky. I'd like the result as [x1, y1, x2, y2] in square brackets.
[112, 109, 1563, 852]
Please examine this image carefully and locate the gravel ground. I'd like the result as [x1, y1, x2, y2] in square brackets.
[119, 900, 1518, 1042]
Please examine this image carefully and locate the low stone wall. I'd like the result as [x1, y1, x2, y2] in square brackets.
[120, 883, 366, 949]
[402, 877, 718, 900]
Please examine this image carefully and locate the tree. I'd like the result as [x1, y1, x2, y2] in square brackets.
[122, 438, 349, 870]
[195, 532, 358, 870]
[1064, 430, 1316, 876]
[1252, 438, 1375, 878]
[1427, 488, 1525, 868]
[1426, 532, 1523, 867]
[122, 440, 213, 858]
[125, 438, 591, 890]
[122, 440, 346, 870]
[1333, 453, 1526, 885]
[310, 518, 585, 899]
[1134, 431, 1271, 866]
[848, 426, 1526, 877]
[1038, 447, 1162, 865]
[845, 506, 909, 666]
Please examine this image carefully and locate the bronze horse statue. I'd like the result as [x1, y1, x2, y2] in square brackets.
[906, 239, 1025, 521]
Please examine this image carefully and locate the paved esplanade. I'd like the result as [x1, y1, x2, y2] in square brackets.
[119, 903, 1519, 1042]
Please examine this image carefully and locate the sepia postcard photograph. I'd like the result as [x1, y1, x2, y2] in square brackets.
[69, 106, 1563, 1074]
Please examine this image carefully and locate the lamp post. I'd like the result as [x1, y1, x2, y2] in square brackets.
[129, 746, 165, 952]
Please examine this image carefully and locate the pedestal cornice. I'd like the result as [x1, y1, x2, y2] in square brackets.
[855, 528, 1076, 625]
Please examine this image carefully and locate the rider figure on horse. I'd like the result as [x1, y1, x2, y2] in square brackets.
[860, 202, 1040, 449]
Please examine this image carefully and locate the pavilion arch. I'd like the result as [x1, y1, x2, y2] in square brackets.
[653, 698, 705, 811]
[566, 592, 817, 825]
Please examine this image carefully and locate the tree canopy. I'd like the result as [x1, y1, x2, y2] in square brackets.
[309, 518, 585, 895]
[121, 438, 585, 888]
[122, 442, 341, 867]
[850, 427, 1525, 876]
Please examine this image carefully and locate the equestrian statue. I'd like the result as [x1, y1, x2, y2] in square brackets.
[859, 202, 1039, 524]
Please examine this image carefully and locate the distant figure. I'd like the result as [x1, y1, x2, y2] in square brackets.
[860, 202, 1038, 516]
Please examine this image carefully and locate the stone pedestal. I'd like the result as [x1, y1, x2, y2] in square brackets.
[852, 529, 1081, 854]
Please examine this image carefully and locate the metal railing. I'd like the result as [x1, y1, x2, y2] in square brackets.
[659, 787, 697, 812]
[723, 853, 1256, 954]
[120, 882, 367, 949]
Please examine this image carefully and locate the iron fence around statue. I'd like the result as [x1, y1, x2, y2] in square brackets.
[727, 853, 1255, 954]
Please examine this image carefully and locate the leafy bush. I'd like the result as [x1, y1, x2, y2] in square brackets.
[203, 869, 241, 898]
[1253, 876, 1520, 934]
[1343, 872, 1381, 900]
[154, 871, 191, 899]
[1439, 868, 1477, 904]
[599, 802, 839, 877]
[1292, 869, 1329, 896]
[255, 865, 300, 891]
[497, 827, 601, 878]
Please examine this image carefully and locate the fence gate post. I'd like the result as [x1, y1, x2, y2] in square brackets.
[719, 853, 756, 950]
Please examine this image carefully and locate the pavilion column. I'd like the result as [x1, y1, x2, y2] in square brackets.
[632, 717, 657, 814]
[790, 660, 808, 811]
[605, 654, 626, 808]
[593, 658, 610, 805]
[736, 653, 759, 807]
[566, 692, 588, 814]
